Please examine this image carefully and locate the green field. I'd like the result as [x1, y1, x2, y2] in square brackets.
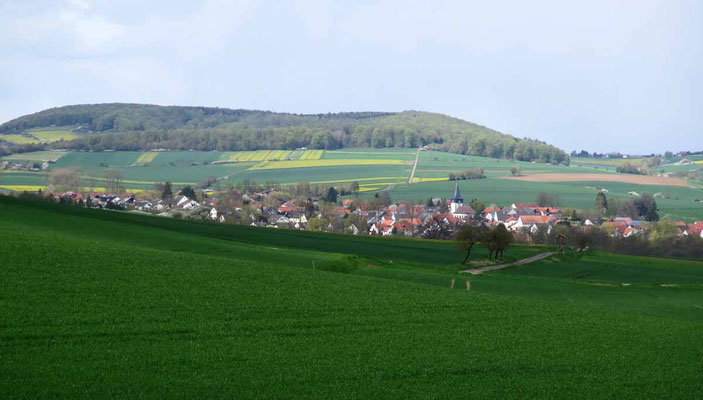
[1, 196, 703, 398]
[0, 151, 67, 163]
[0, 134, 40, 144]
[26, 127, 79, 142]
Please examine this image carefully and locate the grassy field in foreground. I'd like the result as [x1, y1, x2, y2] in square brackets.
[1, 196, 703, 398]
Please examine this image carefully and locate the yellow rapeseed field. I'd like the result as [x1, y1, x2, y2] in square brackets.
[299, 150, 324, 160]
[0, 135, 40, 144]
[0, 185, 46, 192]
[28, 130, 78, 142]
[132, 152, 159, 166]
[412, 177, 449, 183]
[222, 150, 293, 162]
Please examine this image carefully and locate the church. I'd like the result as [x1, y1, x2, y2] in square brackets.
[450, 183, 475, 219]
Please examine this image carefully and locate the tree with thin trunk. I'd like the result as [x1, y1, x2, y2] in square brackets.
[103, 168, 124, 193]
[49, 168, 80, 192]
[161, 182, 173, 200]
[350, 181, 360, 195]
[455, 224, 485, 264]
[493, 223, 512, 260]
[596, 192, 608, 214]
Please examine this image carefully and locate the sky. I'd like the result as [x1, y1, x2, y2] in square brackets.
[1, 0, 701, 154]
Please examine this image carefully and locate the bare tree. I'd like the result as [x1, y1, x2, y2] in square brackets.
[49, 168, 80, 192]
[103, 168, 124, 193]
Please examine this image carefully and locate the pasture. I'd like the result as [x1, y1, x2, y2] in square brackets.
[1, 196, 702, 398]
[0, 134, 40, 144]
[26, 128, 78, 142]
[0, 151, 67, 163]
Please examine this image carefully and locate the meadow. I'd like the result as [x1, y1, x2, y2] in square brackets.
[1, 196, 702, 398]
[0, 126, 80, 144]
[0, 134, 40, 144]
[25, 128, 79, 142]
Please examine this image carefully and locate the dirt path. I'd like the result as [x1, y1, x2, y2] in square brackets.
[408, 148, 421, 184]
[500, 173, 690, 187]
[460, 252, 554, 275]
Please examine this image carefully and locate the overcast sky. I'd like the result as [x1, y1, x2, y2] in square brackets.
[1, 0, 701, 154]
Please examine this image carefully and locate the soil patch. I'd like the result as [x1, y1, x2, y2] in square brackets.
[500, 173, 690, 187]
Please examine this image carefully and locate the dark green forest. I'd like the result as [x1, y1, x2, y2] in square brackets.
[0, 103, 569, 164]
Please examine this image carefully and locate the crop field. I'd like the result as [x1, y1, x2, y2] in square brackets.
[250, 158, 408, 170]
[299, 149, 323, 160]
[0, 151, 67, 162]
[325, 149, 416, 160]
[131, 152, 158, 166]
[502, 173, 691, 187]
[26, 128, 78, 142]
[1, 196, 703, 398]
[0, 134, 40, 144]
[220, 150, 294, 162]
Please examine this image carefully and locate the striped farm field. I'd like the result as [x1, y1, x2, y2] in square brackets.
[131, 152, 159, 166]
[308, 176, 408, 184]
[327, 150, 414, 155]
[0, 135, 40, 144]
[0, 151, 67, 162]
[412, 177, 449, 183]
[222, 150, 294, 162]
[27, 129, 78, 142]
[0, 185, 46, 192]
[250, 159, 407, 170]
[300, 150, 324, 160]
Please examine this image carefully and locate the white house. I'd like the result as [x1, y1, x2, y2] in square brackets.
[512, 215, 555, 234]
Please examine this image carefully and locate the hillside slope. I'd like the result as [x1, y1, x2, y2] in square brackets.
[0, 104, 569, 164]
[1, 196, 703, 398]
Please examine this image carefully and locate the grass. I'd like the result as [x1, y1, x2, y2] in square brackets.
[250, 158, 408, 170]
[26, 128, 78, 142]
[0, 151, 67, 162]
[131, 152, 158, 166]
[0, 134, 40, 144]
[1, 196, 703, 398]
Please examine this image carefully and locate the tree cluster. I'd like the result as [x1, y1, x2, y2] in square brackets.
[448, 168, 485, 180]
[455, 223, 513, 264]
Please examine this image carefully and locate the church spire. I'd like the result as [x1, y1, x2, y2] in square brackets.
[452, 183, 463, 203]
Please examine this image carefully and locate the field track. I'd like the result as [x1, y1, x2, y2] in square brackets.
[461, 252, 554, 274]
[408, 148, 420, 183]
[501, 173, 690, 187]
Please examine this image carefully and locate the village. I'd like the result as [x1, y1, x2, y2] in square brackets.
[42, 181, 703, 243]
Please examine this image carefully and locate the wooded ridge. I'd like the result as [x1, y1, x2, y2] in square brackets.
[0, 103, 569, 164]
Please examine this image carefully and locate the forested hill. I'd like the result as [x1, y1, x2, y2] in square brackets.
[0, 103, 569, 164]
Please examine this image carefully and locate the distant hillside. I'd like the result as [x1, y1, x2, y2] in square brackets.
[0, 103, 569, 164]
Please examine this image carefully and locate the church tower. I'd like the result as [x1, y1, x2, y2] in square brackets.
[450, 183, 464, 214]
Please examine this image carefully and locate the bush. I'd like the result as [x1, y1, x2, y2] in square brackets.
[448, 168, 485, 180]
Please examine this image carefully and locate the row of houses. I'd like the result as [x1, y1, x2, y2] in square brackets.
[51, 183, 703, 240]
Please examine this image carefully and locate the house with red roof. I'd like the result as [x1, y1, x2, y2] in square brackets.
[684, 223, 703, 238]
